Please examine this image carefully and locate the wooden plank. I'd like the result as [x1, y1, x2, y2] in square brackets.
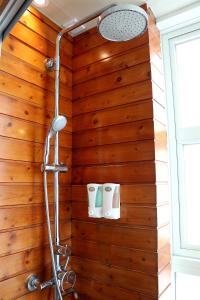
[0, 202, 70, 230]
[0, 160, 71, 184]
[156, 184, 169, 205]
[0, 269, 50, 300]
[0, 53, 71, 98]
[0, 183, 71, 206]
[157, 204, 170, 227]
[72, 239, 157, 274]
[0, 51, 71, 96]
[72, 201, 157, 227]
[72, 221, 157, 250]
[3, 35, 71, 82]
[154, 121, 168, 162]
[0, 136, 71, 164]
[19, 10, 72, 53]
[73, 100, 153, 132]
[75, 276, 156, 300]
[73, 140, 154, 166]
[11, 19, 72, 70]
[17, 289, 53, 300]
[0, 70, 51, 106]
[72, 184, 157, 205]
[73, 28, 107, 56]
[151, 64, 164, 91]
[152, 81, 165, 108]
[158, 264, 171, 296]
[0, 220, 71, 256]
[158, 225, 170, 250]
[73, 62, 151, 99]
[73, 258, 157, 296]
[73, 31, 149, 70]
[73, 119, 154, 148]
[153, 101, 166, 126]
[159, 284, 172, 300]
[73, 80, 152, 116]
[0, 113, 71, 147]
[155, 162, 169, 183]
[0, 93, 72, 123]
[158, 243, 171, 273]
[72, 161, 155, 184]
[73, 44, 150, 85]
[28, 6, 73, 42]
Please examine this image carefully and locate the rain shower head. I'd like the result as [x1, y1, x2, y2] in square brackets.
[49, 115, 67, 138]
[97, 4, 148, 42]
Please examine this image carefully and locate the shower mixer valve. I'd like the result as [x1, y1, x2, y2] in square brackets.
[26, 244, 78, 297]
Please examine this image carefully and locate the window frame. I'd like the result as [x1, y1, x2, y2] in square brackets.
[161, 21, 200, 276]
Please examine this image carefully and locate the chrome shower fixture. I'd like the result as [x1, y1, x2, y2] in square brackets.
[49, 115, 67, 138]
[27, 3, 148, 300]
[43, 115, 67, 166]
[98, 4, 148, 42]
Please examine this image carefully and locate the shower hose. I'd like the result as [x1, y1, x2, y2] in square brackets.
[43, 171, 63, 300]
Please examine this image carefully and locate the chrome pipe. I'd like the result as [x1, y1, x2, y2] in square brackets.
[43, 171, 63, 300]
[45, 4, 117, 300]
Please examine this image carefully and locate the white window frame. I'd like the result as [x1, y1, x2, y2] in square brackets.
[159, 8, 200, 277]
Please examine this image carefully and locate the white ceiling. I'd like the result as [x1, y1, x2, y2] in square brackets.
[34, 0, 199, 35]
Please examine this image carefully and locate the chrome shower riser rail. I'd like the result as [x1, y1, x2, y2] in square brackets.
[28, 3, 121, 300]
[44, 5, 117, 300]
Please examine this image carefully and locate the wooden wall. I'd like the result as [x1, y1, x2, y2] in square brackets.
[148, 8, 171, 299]
[0, 7, 72, 299]
[72, 5, 171, 300]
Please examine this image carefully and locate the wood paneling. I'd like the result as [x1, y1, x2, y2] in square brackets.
[73, 258, 157, 296]
[73, 62, 151, 100]
[73, 100, 153, 132]
[76, 276, 156, 300]
[72, 80, 152, 116]
[72, 221, 157, 250]
[72, 4, 170, 300]
[73, 44, 150, 85]
[73, 119, 154, 149]
[147, 8, 171, 298]
[0, 3, 171, 299]
[0, 183, 71, 206]
[0, 6, 72, 299]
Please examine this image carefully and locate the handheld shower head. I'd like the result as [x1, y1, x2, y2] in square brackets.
[97, 4, 148, 42]
[49, 115, 67, 138]
[44, 115, 67, 165]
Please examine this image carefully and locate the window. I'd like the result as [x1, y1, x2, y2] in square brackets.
[161, 18, 200, 299]
[171, 31, 200, 255]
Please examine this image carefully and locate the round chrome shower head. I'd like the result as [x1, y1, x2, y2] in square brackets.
[49, 115, 67, 138]
[97, 4, 148, 42]
[52, 115, 67, 132]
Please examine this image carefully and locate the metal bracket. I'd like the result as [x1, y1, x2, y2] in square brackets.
[27, 275, 54, 292]
[27, 275, 40, 292]
[54, 244, 71, 257]
[44, 58, 56, 71]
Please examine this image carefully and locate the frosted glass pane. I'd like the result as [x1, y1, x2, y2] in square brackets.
[176, 273, 200, 300]
[182, 144, 200, 247]
[176, 38, 200, 128]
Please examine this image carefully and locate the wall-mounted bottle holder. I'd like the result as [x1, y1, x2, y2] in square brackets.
[87, 183, 120, 219]
[103, 183, 120, 219]
[87, 184, 103, 218]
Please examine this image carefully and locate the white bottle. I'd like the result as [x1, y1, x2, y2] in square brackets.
[87, 183, 103, 218]
[103, 183, 120, 219]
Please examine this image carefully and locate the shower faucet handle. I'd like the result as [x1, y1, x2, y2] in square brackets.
[54, 244, 71, 257]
